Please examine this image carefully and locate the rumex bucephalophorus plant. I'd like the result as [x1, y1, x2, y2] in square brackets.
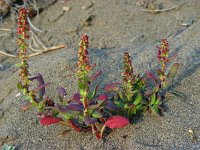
[16, 6, 180, 139]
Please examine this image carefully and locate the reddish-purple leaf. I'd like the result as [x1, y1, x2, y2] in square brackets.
[104, 82, 121, 92]
[105, 116, 129, 129]
[65, 104, 84, 112]
[58, 87, 67, 99]
[29, 75, 40, 81]
[144, 89, 153, 96]
[98, 94, 108, 101]
[34, 82, 50, 91]
[36, 74, 46, 98]
[36, 73, 45, 85]
[40, 116, 61, 126]
[70, 93, 81, 101]
[88, 100, 106, 109]
[84, 116, 97, 126]
[67, 119, 82, 132]
[29, 73, 47, 99]
[146, 72, 157, 85]
[106, 101, 120, 111]
[90, 71, 102, 81]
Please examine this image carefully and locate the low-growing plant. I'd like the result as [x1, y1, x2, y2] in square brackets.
[49, 34, 129, 138]
[2, 144, 15, 150]
[16, 6, 180, 140]
[104, 39, 180, 119]
[16, 7, 129, 139]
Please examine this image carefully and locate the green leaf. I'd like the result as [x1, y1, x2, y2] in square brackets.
[168, 90, 185, 98]
[167, 63, 179, 78]
[128, 105, 136, 115]
[61, 113, 73, 120]
[157, 69, 163, 76]
[2, 144, 15, 150]
[151, 105, 160, 115]
[118, 90, 124, 100]
[133, 93, 142, 105]
[150, 92, 156, 105]
[88, 100, 106, 110]
[38, 101, 45, 110]
[17, 82, 23, 90]
[114, 99, 124, 108]
[154, 84, 160, 93]
[124, 104, 129, 109]
[15, 63, 21, 68]
[136, 103, 142, 110]
[51, 108, 59, 117]
[24, 95, 32, 101]
[92, 110, 103, 118]
[78, 80, 85, 89]
[90, 85, 99, 99]
[155, 96, 161, 105]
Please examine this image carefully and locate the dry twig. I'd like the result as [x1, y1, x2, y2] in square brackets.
[0, 28, 12, 31]
[139, 1, 188, 13]
[0, 44, 66, 58]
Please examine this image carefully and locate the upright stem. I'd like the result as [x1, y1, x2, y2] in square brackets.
[17, 7, 38, 105]
[122, 52, 135, 101]
[157, 39, 170, 88]
[17, 7, 30, 92]
[77, 34, 91, 115]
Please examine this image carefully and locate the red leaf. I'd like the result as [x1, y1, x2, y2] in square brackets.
[104, 82, 121, 92]
[105, 116, 129, 129]
[40, 116, 61, 126]
[98, 94, 108, 101]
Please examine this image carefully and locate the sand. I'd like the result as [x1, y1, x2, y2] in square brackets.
[0, 0, 200, 149]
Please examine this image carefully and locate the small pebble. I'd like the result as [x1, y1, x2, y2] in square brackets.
[63, 6, 71, 12]
[82, 0, 93, 10]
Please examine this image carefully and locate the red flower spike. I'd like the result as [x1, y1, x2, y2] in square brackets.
[105, 116, 129, 129]
[40, 116, 61, 126]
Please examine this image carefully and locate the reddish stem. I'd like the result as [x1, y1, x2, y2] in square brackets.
[67, 120, 82, 132]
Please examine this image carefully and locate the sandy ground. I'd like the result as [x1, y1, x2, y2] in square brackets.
[0, 0, 200, 149]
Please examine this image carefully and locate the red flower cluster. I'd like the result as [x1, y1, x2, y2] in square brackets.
[157, 39, 170, 87]
[122, 52, 135, 83]
[17, 7, 30, 90]
[17, 8, 30, 40]
[157, 39, 170, 71]
[121, 52, 135, 100]
[78, 34, 92, 72]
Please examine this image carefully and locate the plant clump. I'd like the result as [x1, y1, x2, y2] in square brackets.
[16, 6, 180, 140]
